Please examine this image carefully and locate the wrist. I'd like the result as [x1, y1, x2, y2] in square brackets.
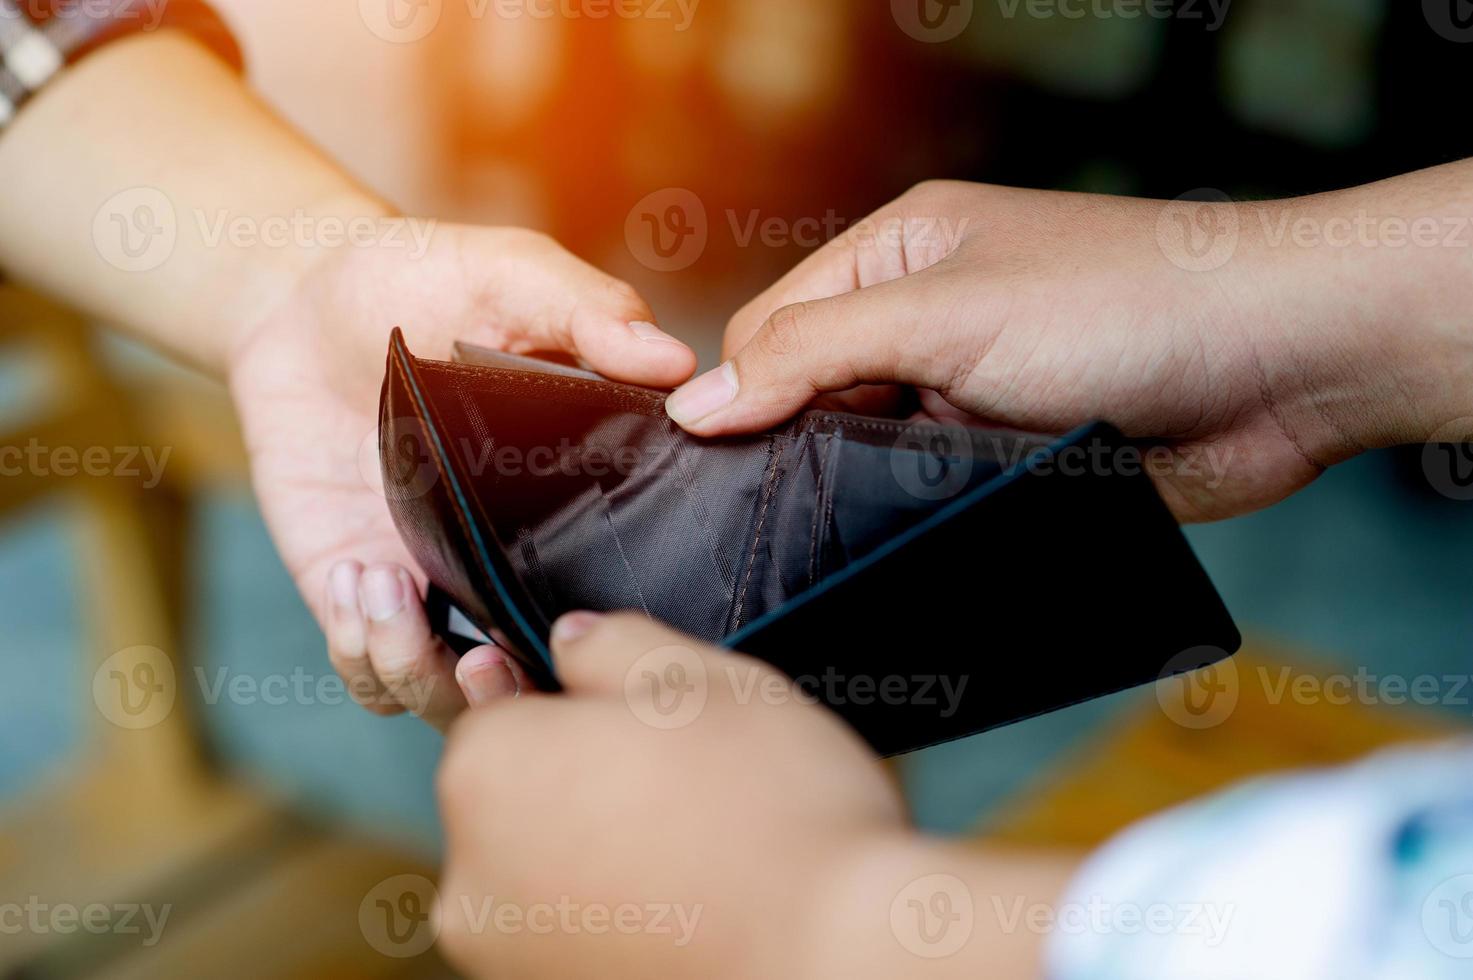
[797, 833, 1076, 980]
[1217, 194, 1459, 461]
[218, 187, 396, 372]
[1237, 181, 1473, 454]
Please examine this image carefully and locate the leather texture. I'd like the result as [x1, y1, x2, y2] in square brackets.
[379, 328, 1241, 755]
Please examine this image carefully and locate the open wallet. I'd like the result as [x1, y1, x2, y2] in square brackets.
[378, 327, 1240, 756]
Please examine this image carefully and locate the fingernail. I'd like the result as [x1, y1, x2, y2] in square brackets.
[359, 566, 405, 622]
[628, 320, 685, 347]
[551, 611, 605, 646]
[458, 648, 519, 707]
[329, 561, 360, 612]
[665, 362, 738, 426]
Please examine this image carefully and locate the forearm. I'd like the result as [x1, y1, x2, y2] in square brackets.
[1237, 161, 1473, 451]
[805, 837, 1081, 980]
[0, 30, 388, 375]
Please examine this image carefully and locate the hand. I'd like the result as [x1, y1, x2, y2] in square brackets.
[665, 177, 1472, 521]
[435, 612, 910, 979]
[436, 613, 1076, 979]
[228, 225, 697, 731]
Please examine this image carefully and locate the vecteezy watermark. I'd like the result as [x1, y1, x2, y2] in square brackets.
[91, 187, 437, 273]
[1156, 189, 1240, 273]
[1155, 646, 1239, 730]
[94, 650, 443, 728]
[891, 0, 975, 43]
[359, 0, 699, 43]
[989, 895, 1236, 946]
[365, 420, 707, 501]
[449, 893, 704, 946]
[624, 645, 709, 730]
[1, 0, 170, 29]
[1422, 418, 1473, 502]
[624, 188, 709, 273]
[621, 647, 970, 731]
[891, 874, 974, 958]
[1160, 191, 1473, 272]
[890, 426, 1238, 504]
[891, 421, 977, 502]
[1424, 874, 1473, 958]
[1256, 664, 1473, 714]
[0, 440, 171, 489]
[1258, 211, 1473, 251]
[93, 187, 178, 273]
[361, 875, 440, 958]
[624, 189, 972, 273]
[995, 0, 1232, 30]
[0, 897, 172, 948]
[1158, 658, 1473, 729]
[194, 210, 435, 260]
[1424, 0, 1473, 43]
[93, 646, 177, 730]
[193, 666, 440, 714]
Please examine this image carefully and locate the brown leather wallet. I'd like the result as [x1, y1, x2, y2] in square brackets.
[378, 327, 1239, 755]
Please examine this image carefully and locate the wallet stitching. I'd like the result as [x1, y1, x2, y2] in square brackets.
[730, 434, 784, 632]
[421, 360, 667, 413]
[807, 428, 840, 587]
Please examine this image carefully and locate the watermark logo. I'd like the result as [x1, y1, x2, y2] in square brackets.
[0, 440, 171, 488]
[623, 644, 708, 729]
[891, 874, 974, 958]
[361, 875, 440, 958]
[361, 0, 444, 42]
[1422, 417, 1473, 502]
[891, 0, 974, 43]
[990, 895, 1234, 944]
[93, 646, 176, 730]
[625, 188, 708, 272]
[449, 894, 703, 944]
[1423, 874, 1473, 958]
[0, 897, 171, 948]
[890, 421, 976, 501]
[362, 418, 442, 502]
[1, 1, 169, 31]
[1155, 646, 1237, 729]
[994, 0, 1232, 30]
[93, 187, 177, 273]
[1156, 189, 1238, 273]
[1425, 0, 1473, 42]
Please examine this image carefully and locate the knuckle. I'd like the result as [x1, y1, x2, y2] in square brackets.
[603, 277, 646, 313]
[758, 302, 810, 358]
[904, 178, 960, 203]
[510, 227, 556, 252]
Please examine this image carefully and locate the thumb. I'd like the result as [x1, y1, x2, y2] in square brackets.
[665, 274, 945, 436]
[547, 611, 720, 700]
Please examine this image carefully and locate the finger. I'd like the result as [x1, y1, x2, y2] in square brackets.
[547, 611, 711, 699]
[666, 273, 950, 436]
[489, 235, 697, 388]
[722, 234, 872, 359]
[721, 184, 964, 359]
[323, 560, 403, 717]
[454, 644, 523, 707]
[357, 563, 469, 732]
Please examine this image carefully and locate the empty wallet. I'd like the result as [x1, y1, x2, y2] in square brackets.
[378, 327, 1240, 756]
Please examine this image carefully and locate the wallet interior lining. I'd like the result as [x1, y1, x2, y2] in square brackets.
[412, 356, 1045, 645]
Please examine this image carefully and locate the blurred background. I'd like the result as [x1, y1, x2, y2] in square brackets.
[3, 0, 1472, 975]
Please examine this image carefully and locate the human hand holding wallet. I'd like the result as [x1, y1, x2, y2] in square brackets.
[379, 327, 1239, 755]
